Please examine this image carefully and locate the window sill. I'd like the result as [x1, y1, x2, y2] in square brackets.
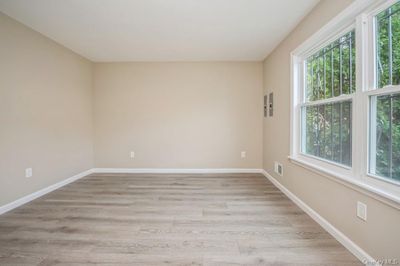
[288, 155, 400, 209]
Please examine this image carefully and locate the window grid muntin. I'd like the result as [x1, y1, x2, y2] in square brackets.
[369, 1, 400, 183]
[377, 7, 400, 22]
[302, 30, 355, 167]
[305, 30, 355, 103]
[301, 99, 352, 167]
[376, 1, 400, 88]
[291, 0, 400, 198]
[370, 92, 400, 182]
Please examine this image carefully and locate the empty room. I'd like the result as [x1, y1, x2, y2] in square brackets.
[0, 0, 399, 265]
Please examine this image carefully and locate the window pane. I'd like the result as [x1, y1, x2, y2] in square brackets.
[342, 38, 350, 94]
[370, 93, 400, 182]
[376, 1, 400, 88]
[306, 31, 355, 101]
[302, 101, 352, 167]
[325, 50, 333, 98]
[333, 45, 341, 97]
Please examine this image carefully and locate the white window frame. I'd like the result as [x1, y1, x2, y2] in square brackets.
[367, 0, 400, 186]
[290, 0, 400, 207]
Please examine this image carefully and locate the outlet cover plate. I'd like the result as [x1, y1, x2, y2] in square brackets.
[25, 168, 33, 178]
[357, 201, 367, 221]
[274, 162, 283, 176]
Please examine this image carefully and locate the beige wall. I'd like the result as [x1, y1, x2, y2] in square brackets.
[263, 0, 400, 260]
[93, 62, 263, 169]
[1, 2, 398, 261]
[0, 12, 94, 206]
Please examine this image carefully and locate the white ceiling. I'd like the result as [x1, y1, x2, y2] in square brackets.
[0, 0, 319, 62]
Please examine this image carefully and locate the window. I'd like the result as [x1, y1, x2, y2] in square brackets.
[370, 1, 400, 183]
[302, 31, 355, 167]
[291, 0, 400, 201]
[376, 1, 400, 87]
[370, 93, 400, 181]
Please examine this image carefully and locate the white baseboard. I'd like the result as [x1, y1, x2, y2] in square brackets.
[92, 168, 263, 174]
[0, 168, 262, 216]
[0, 169, 93, 215]
[0, 167, 375, 264]
[261, 169, 375, 264]
[0, 168, 261, 215]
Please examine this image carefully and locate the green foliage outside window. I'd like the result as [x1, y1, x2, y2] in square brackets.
[302, 1, 400, 180]
[304, 102, 352, 166]
[373, 1, 400, 181]
[306, 31, 355, 102]
[377, 1, 400, 87]
[374, 94, 400, 181]
[303, 31, 354, 167]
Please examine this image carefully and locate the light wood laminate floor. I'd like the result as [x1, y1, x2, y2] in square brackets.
[0, 173, 361, 265]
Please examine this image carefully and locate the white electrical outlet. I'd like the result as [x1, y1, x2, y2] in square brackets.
[357, 201, 367, 221]
[25, 168, 33, 178]
[130, 151, 135, 158]
[241, 151, 246, 158]
[274, 162, 283, 176]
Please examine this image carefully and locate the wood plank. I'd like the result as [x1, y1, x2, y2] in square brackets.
[0, 173, 361, 265]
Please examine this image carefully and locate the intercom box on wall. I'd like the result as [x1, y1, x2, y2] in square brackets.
[269, 92, 273, 117]
[264, 94, 268, 117]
